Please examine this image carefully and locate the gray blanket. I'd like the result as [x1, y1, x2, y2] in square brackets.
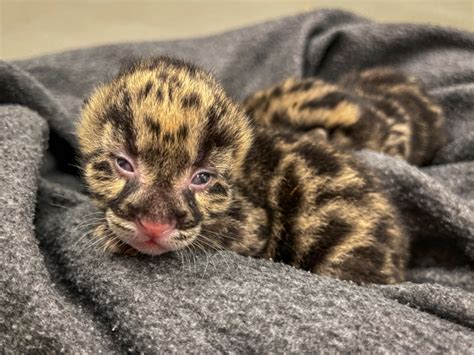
[1, 10, 473, 353]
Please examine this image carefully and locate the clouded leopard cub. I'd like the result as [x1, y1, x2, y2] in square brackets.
[77, 57, 445, 284]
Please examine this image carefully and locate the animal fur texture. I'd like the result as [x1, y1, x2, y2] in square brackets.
[77, 57, 445, 284]
[243, 68, 446, 166]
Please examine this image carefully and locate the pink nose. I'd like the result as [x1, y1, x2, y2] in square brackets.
[136, 219, 175, 240]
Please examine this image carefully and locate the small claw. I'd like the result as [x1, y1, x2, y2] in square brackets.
[313, 127, 329, 140]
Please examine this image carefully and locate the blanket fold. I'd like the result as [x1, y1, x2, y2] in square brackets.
[1, 9, 473, 353]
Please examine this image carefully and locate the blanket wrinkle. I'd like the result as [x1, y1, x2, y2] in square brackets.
[1, 9, 473, 353]
[377, 283, 474, 328]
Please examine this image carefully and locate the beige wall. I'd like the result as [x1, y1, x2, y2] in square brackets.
[1, 0, 473, 60]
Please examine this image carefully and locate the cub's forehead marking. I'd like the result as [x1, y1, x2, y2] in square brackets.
[144, 115, 161, 136]
[137, 81, 154, 101]
[181, 93, 201, 109]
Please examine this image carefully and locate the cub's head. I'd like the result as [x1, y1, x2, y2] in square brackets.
[77, 57, 253, 255]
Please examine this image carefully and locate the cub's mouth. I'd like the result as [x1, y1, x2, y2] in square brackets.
[103, 209, 201, 256]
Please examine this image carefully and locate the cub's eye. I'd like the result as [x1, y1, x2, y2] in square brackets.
[191, 171, 212, 186]
[115, 157, 134, 173]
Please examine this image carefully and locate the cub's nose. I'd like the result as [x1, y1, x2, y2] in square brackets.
[136, 219, 176, 240]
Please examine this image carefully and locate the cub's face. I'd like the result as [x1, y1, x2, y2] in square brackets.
[77, 58, 252, 255]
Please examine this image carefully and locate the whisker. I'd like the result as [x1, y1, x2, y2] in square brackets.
[70, 220, 106, 248]
[198, 230, 248, 250]
[200, 227, 244, 243]
[48, 202, 72, 209]
[195, 235, 223, 252]
[183, 247, 193, 272]
[71, 219, 104, 231]
[196, 234, 232, 271]
[192, 240, 212, 276]
[70, 216, 104, 229]
[176, 249, 185, 270]
[72, 228, 96, 247]
[82, 235, 105, 252]
[69, 220, 105, 241]
[187, 244, 198, 273]
[83, 228, 115, 252]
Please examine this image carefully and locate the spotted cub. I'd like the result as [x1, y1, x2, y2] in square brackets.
[77, 57, 422, 284]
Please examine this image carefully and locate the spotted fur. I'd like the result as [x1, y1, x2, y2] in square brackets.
[77, 57, 413, 284]
[243, 68, 446, 165]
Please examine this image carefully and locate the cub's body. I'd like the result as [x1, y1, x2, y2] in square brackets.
[77, 58, 445, 284]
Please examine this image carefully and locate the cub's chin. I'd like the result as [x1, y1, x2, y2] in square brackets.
[103, 216, 201, 257]
[124, 230, 200, 256]
[126, 238, 175, 256]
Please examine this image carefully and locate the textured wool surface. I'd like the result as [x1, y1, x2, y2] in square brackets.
[1, 10, 473, 353]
